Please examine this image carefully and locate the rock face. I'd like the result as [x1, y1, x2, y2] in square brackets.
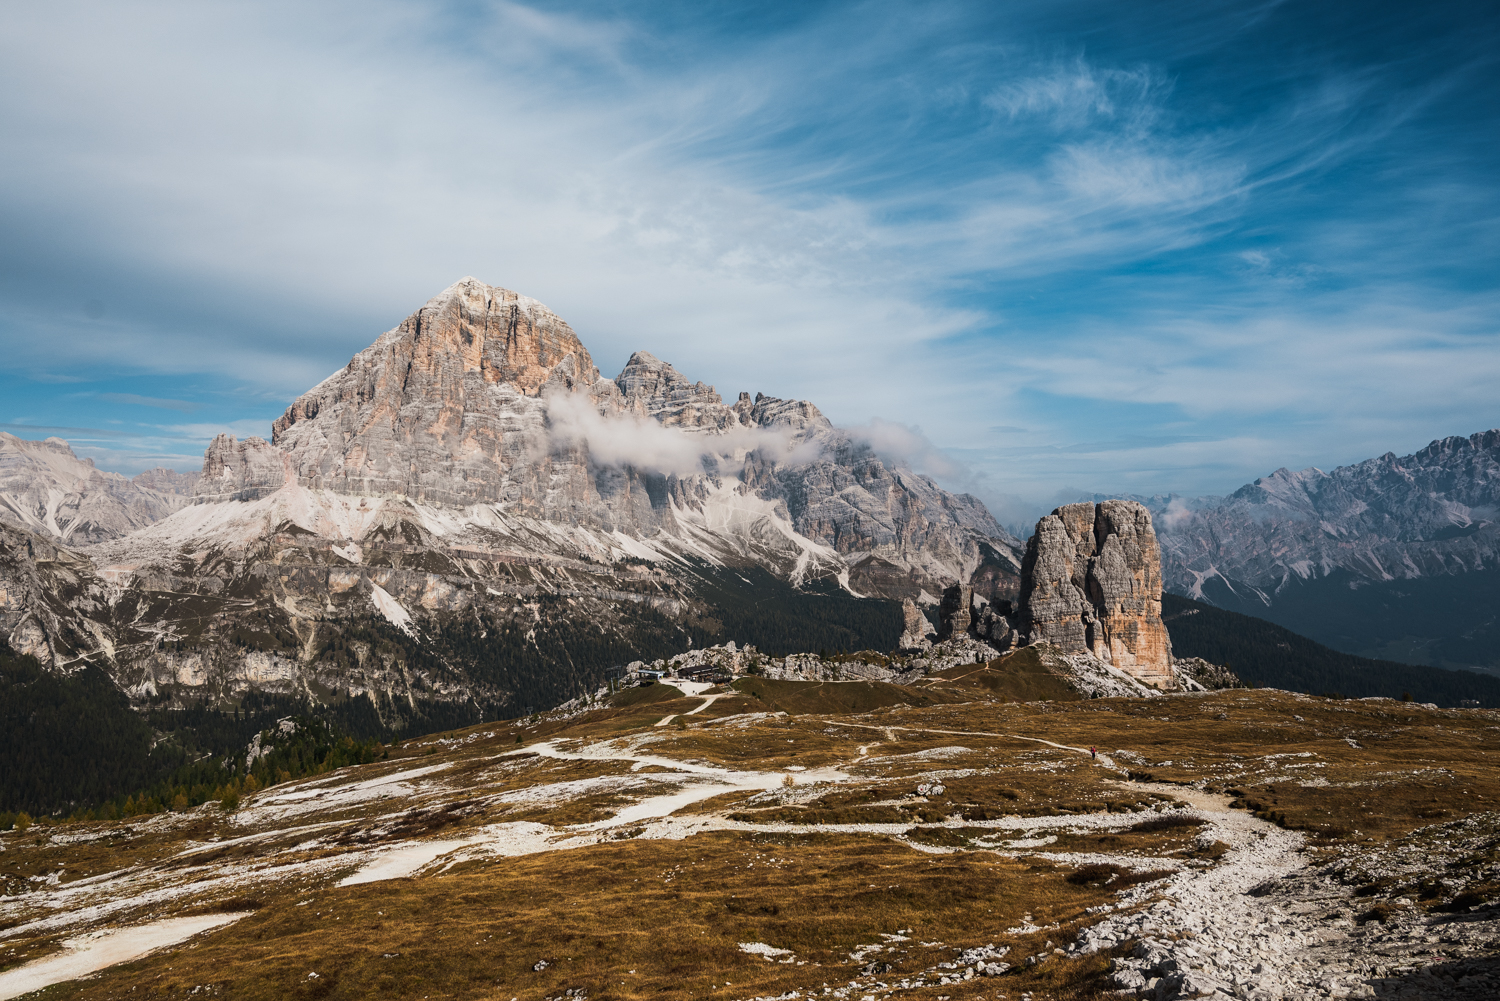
[1015, 500, 1173, 684]
[936, 584, 973, 640]
[0, 521, 112, 668]
[0, 432, 194, 545]
[935, 583, 1013, 648]
[193, 435, 286, 502]
[268, 278, 601, 509]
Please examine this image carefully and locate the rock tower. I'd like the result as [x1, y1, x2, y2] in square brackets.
[1016, 500, 1173, 684]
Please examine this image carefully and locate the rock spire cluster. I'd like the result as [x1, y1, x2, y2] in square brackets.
[927, 499, 1174, 685]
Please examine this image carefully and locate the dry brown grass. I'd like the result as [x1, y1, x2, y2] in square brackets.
[917, 646, 1085, 704]
[48, 833, 1125, 1001]
[730, 677, 946, 715]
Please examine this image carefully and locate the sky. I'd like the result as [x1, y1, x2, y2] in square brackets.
[2, 0, 1497, 527]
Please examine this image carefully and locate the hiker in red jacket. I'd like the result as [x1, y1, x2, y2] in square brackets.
[1090, 745, 1097, 760]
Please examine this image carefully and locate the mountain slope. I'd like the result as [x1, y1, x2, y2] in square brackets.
[1162, 593, 1500, 706]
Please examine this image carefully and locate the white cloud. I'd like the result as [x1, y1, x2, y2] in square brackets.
[845, 418, 970, 483]
[984, 61, 1157, 127]
[0, 1, 1493, 505]
[543, 389, 814, 477]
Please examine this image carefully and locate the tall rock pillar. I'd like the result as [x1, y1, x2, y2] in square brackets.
[1016, 500, 1173, 684]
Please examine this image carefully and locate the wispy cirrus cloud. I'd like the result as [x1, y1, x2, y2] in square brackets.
[0, 0, 1493, 503]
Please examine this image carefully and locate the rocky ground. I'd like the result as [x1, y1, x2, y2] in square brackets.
[1075, 802, 1500, 999]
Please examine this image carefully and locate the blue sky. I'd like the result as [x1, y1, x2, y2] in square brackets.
[2, 0, 1497, 524]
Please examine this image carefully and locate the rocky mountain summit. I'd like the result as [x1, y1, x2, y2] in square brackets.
[0, 278, 1022, 726]
[245, 277, 1016, 593]
[0, 433, 196, 545]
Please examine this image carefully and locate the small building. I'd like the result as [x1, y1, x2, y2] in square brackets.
[680, 665, 730, 684]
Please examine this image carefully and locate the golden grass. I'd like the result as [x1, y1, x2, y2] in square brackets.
[730, 677, 945, 715]
[918, 646, 1085, 704]
[48, 833, 1124, 1001]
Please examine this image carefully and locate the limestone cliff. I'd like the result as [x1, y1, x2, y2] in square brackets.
[235, 276, 1017, 593]
[1016, 500, 1173, 684]
[267, 278, 601, 509]
[193, 434, 286, 502]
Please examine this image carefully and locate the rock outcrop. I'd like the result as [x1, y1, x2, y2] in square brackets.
[936, 584, 973, 640]
[1015, 500, 1173, 684]
[193, 435, 286, 502]
[897, 598, 935, 652]
[935, 583, 1013, 648]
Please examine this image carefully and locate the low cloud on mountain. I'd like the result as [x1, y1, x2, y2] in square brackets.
[543, 390, 819, 477]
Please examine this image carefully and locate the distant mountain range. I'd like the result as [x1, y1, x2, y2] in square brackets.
[0, 433, 197, 544]
[1078, 430, 1499, 675]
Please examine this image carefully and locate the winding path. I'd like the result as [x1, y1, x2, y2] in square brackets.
[654, 691, 735, 727]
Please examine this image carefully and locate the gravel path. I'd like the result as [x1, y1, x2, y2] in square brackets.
[1071, 795, 1500, 1000]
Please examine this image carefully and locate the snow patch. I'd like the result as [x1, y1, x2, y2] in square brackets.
[739, 942, 795, 960]
[369, 584, 416, 638]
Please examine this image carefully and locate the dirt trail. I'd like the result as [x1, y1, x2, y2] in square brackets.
[654, 691, 736, 727]
[823, 719, 1120, 770]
